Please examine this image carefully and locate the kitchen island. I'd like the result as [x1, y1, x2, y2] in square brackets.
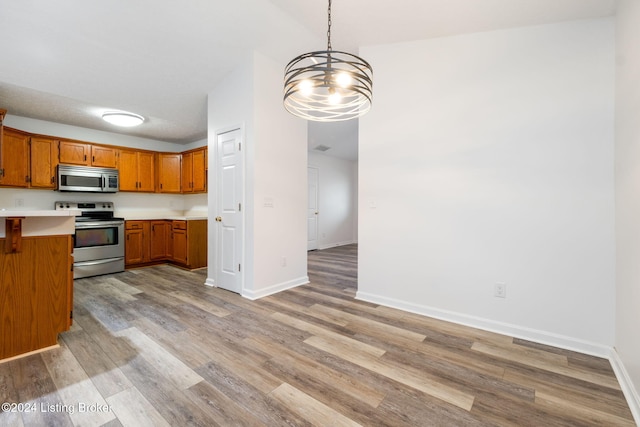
[0, 210, 78, 361]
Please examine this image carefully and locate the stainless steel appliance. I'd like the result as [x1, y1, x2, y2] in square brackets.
[57, 165, 119, 193]
[55, 201, 125, 279]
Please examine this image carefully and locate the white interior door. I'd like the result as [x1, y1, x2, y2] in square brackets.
[216, 128, 243, 293]
[308, 167, 319, 251]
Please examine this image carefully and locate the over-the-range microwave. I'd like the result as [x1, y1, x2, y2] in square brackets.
[57, 164, 119, 193]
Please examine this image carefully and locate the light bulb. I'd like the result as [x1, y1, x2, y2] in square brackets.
[328, 90, 342, 105]
[336, 72, 352, 88]
[298, 79, 313, 96]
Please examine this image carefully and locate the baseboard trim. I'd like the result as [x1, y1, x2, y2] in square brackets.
[355, 290, 612, 358]
[610, 348, 640, 425]
[242, 276, 310, 300]
[318, 240, 357, 251]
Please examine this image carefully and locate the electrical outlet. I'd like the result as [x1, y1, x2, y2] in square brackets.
[15, 198, 24, 207]
[281, 256, 287, 267]
[494, 283, 506, 298]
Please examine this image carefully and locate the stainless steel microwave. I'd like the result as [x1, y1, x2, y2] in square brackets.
[57, 165, 119, 193]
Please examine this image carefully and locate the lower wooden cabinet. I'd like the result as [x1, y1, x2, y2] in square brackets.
[125, 219, 206, 269]
[125, 221, 149, 266]
[150, 220, 171, 260]
[0, 235, 73, 360]
[171, 221, 188, 265]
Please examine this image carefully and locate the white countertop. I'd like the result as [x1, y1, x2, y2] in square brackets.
[124, 215, 208, 221]
[0, 210, 78, 238]
[0, 209, 81, 217]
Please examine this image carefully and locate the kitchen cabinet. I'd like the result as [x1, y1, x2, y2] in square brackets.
[125, 220, 149, 265]
[0, 127, 30, 188]
[59, 140, 117, 168]
[119, 149, 155, 192]
[158, 153, 182, 193]
[150, 220, 171, 260]
[29, 136, 58, 188]
[171, 221, 188, 264]
[124, 219, 207, 269]
[182, 148, 207, 193]
[0, 234, 73, 361]
[170, 219, 207, 268]
[58, 140, 91, 165]
[91, 145, 118, 168]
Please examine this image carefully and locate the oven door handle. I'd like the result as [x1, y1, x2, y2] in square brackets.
[74, 257, 123, 267]
[75, 221, 124, 229]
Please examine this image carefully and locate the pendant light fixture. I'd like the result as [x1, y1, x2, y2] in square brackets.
[283, 0, 373, 122]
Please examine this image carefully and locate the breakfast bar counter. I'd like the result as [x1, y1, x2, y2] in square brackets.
[0, 210, 78, 362]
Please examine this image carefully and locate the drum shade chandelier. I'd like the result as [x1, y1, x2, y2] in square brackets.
[283, 0, 373, 122]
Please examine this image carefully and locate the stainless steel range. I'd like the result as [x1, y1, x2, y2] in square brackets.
[55, 201, 125, 279]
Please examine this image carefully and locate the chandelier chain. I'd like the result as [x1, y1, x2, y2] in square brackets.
[327, 0, 332, 51]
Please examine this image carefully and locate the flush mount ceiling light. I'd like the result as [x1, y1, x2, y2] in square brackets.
[283, 0, 373, 122]
[102, 111, 145, 127]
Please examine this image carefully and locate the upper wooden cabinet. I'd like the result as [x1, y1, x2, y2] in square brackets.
[0, 118, 207, 193]
[58, 140, 90, 165]
[30, 136, 58, 188]
[119, 149, 155, 192]
[59, 140, 117, 168]
[182, 148, 207, 193]
[0, 127, 30, 188]
[158, 153, 182, 193]
[91, 145, 118, 168]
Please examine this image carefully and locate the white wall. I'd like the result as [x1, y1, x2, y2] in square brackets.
[206, 51, 308, 299]
[0, 115, 206, 217]
[308, 151, 358, 249]
[614, 0, 640, 420]
[252, 51, 308, 298]
[358, 18, 616, 355]
[206, 53, 254, 289]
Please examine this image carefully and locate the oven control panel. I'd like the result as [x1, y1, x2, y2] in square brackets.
[55, 201, 115, 212]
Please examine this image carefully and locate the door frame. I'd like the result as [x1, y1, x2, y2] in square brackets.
[307, 166, 320, 251]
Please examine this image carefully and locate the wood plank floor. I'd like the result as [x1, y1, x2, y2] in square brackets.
[1, 244, 635, 426]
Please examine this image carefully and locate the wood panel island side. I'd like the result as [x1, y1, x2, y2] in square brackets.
[0, 210, 79, 362]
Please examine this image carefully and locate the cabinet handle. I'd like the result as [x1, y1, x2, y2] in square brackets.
[92, 156, 95, 163]
[84, 155, 87, 161]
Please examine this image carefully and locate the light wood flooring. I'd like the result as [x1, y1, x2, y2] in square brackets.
[0, 244, 636, 426]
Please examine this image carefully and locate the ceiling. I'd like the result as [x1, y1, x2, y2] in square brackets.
[0, 0, 616, 159]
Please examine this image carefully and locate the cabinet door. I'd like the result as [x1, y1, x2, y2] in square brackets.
[30, 136, 57, 188]
[59, 140, 90, 165]
[125, 221, 149, 265]
[150, 221, 169, 260]
[158, 153, 181, 193]
[118, 149, 139, 191]
[172, 228, 188, 265]
[125, 229, 145, 265]
[91, 145, 117, 168]
[137, 151, 155, 192]
[192, 149, 207, 192]
[182, 152, 193, 192]
[0, 127, 30, 187]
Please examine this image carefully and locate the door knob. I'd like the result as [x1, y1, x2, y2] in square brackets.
[215, 216, 222, 222]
